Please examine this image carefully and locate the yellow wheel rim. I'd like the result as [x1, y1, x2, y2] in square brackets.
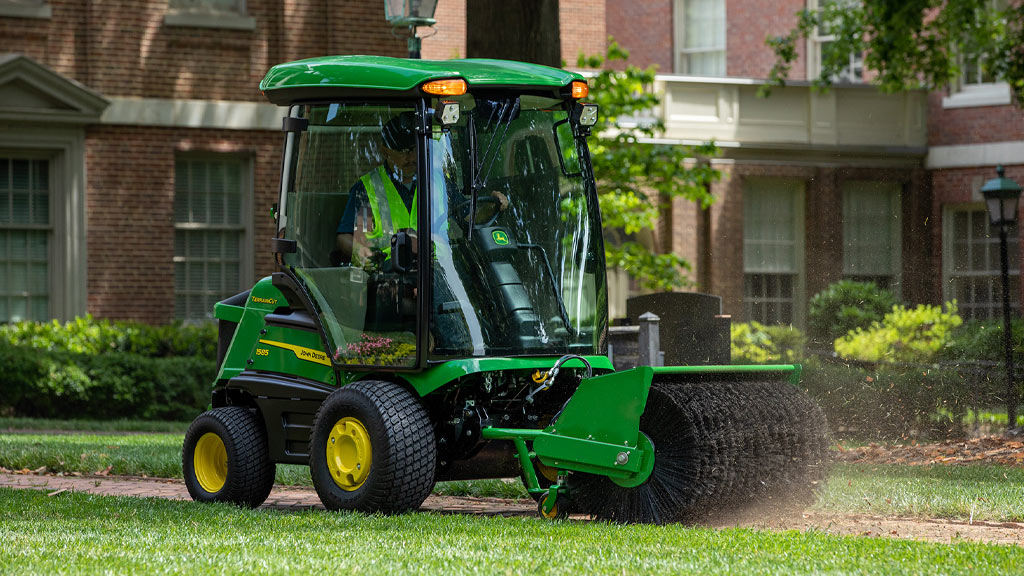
[539, 495, 560, 519]
[194, 432, 227, 494]
[536, 462, 559, 483]
[326, 417, 372, 491]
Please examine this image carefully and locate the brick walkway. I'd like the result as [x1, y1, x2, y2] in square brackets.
[0, 473, 537, 515]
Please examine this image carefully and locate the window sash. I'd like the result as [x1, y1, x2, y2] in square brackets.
[744, 273, 795, 325]
[744, 181, 799, 274]
[0, 156, 51, 323]
[168, 0, 245, 14]
[944, 206, 1020, 321]
[675, 0, 726, 76]
[843, 181, 900, 278]
[173, 156, 248, 321]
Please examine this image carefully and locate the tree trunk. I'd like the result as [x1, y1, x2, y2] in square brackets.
[466, 0, 561, 67]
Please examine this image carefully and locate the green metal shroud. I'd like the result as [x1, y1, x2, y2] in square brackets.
[260, 56, 583, 96]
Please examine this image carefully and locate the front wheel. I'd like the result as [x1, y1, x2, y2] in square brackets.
[182, 407, 276, 508]
[309, 380, 436, 513]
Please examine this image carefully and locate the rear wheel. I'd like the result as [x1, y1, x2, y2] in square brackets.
[182, 407, 276, 508]
[309, 380, 437, 513]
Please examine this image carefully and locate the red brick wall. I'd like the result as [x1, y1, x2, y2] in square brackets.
[605, 0, 673, 72]
[85, 126, 280, 323]
[421, 0, 466, 60]
[561, 0, 606, 66]
[0, 0, 407, 102]
[927, 93, 1024, 147]
[727, 0, 806, 80]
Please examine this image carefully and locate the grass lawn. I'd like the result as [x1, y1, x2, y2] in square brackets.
[4, 430, 1024, 523]
[0, 417, 191, 434]
[819, 463, 1024, 523]
[2, 488, 1022, 576]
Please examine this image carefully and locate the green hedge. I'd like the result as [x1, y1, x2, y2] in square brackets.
[0, 317, 217, 421]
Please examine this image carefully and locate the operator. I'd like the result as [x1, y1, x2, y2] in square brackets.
[334, 112, 419, 268]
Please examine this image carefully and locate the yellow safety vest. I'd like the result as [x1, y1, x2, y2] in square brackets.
[361, 166, 417, 260]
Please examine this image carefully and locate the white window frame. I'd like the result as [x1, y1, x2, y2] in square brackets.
[164, 0, 255, 30]
[841, 180, 902, 296]
[742, 178, 806, 326]
[942, 203, 1020, 321]
[673, 0, 727, 77]
[943, 0, 1012, 109]
[0, 0, 51, 19]
[173, 153, 253, 322]
[806, 0, 864, 84]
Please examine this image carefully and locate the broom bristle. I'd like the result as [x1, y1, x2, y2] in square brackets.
[568, 379, 829, 524]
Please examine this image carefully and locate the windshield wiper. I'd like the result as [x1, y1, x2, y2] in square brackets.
[468, 97, 520, 235]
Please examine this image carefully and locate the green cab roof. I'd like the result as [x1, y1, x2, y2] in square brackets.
[259, 55, 584, 104]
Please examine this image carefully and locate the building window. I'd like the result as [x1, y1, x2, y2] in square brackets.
[168, 0, 245, 15]
[674, 0, 726, 77]
[743, 179, 804, 325]
[843, 181, 901, 291]
[164, 0, 255, 30]
[0, 0, 52, 20]
[808, 0, 864, 83]
[0, 157, 50, 322]
[174, 156, 250, 321]
[944, 206, 1020, 321]
[944, 0, 1011, 108]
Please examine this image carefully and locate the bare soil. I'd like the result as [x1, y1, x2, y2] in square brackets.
[835, 436, 1024, 467]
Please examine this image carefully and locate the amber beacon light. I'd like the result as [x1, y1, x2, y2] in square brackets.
[422, 79, 468, 96]
[570, 81, 589, 99]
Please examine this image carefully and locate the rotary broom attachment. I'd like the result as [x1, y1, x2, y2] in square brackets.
[569, 375, 829, 524]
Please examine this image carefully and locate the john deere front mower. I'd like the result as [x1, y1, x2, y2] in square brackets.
[182, 55, 828, 522]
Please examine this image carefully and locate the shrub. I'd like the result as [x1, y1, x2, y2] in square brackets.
[834, 302, 962, 363]
[800, 358, 971, 440]
[944, 318, 1024, 364]
[0, 315, 217, 358]
[0, 316, 217, 421]
[731, 322, 805, 364]
[807, 280, 899, 343]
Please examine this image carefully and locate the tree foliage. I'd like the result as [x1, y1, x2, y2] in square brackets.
[579, 41, 719, 291]
[764, 0, 1024, 105]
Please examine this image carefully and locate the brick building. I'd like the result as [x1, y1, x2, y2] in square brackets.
[0, 0, 1019, 328]
[606, 0, 1022, 325]
[0, 0, 603, 325]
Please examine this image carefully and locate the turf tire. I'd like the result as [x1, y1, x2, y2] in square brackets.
[182, 406, 276, 508]
[309, 380, 437, 513]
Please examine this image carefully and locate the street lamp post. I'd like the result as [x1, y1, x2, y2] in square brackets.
[385, 0, 438, 59]
[980, 165, 1023, 434]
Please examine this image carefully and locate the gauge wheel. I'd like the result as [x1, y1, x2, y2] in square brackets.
[182, 407, 276, 508]
[309, 380, 437, 513]
[537, 491, 569, 520]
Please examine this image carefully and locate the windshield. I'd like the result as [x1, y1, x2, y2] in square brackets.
[428, 94, 608, 358]
[281, 103, 419, 368]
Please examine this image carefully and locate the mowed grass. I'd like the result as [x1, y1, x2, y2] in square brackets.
[2, 488, 1023, 576]
[0, 417, 192, 434]
[0, 433, 314, 487]
[819, 463, 1024, 523]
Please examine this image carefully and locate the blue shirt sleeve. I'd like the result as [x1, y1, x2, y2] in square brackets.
[336, 180, 368, 234]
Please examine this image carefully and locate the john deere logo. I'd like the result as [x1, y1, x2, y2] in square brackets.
[492, 230, 510, 246]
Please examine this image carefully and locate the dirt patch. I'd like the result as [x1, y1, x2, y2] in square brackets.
[835, 436, 1024, 467]
[724, 511, 1024, 547]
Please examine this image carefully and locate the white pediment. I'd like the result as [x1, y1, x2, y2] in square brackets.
[0, 54, 108, 124]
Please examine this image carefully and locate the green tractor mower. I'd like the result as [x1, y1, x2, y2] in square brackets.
[182, 55, 828, 523]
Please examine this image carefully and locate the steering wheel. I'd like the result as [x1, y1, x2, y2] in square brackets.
[453, 194, 504, 228]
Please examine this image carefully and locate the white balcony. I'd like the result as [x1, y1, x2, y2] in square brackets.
[653, 75, 928, 154]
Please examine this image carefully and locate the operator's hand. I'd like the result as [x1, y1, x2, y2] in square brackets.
[489, 191, 510, 211]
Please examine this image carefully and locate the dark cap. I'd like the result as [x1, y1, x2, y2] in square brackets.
[382, 112, 417, 151]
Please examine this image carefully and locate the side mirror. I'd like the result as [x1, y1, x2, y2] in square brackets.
[391, 230, 415, 273]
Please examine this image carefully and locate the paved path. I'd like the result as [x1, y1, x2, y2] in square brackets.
[0, 473, 536, 516]
[3, 473, 1024, 547]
